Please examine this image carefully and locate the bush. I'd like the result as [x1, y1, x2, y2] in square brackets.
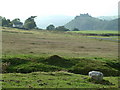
[2, 62, 10, 73]
[55, 26, 70, 31]
[72, 28, 79, 31]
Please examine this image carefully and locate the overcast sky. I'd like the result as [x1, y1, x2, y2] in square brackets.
[0, 0, 119, 20]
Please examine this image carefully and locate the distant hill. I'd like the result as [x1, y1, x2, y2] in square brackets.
[64, 14, 118, 30]
[97, 16, 118, 21]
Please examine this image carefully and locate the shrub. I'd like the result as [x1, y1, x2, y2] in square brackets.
[2, 62, 10, 73]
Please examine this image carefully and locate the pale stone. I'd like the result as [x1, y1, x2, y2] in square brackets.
[89, 71, 103, 81]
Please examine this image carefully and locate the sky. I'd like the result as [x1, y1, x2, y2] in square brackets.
[0, 0, 119, 20]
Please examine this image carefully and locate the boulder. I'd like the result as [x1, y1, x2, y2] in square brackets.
[89, 71, 103, 81]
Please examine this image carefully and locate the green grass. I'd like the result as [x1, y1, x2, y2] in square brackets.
[1, 71, 119, 88]
[87, 36, 119, 40]
[1, 27, 119, 88]
[69, 30, 118, 34]
[2, 55, 120, 76]
[2, 28, 118, 58]
[67, 30, 119, 41]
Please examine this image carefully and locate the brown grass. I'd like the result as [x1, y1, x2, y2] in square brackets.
[2, 28, 118, 58]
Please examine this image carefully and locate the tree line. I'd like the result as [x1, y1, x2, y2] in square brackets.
[1, 16, 37, 30]
[0, 16, 71, 31]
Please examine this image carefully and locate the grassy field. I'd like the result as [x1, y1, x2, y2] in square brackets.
[2, 27, 118, 58]
[69, 30, 118, 34]
[1, 27, 119, 88]
[1, 71, 119, 88]
[67, 30, 119, 42]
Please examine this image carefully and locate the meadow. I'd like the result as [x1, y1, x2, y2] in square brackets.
[68, 30, 118, 34]
[1, 27, 119, 88]
[2, 28, 118, 58]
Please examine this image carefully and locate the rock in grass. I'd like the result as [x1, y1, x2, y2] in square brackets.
[88, 71, 103, 81]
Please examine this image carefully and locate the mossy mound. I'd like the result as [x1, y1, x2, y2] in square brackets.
[69, 60, 119, 76]
[2, 55, 120, 76]
[7, 62, 62, 73]
[2, 58, 29, 65]
[44, 55, 74, 68]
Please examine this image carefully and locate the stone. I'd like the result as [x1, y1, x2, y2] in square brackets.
[89, 71, 103, 81]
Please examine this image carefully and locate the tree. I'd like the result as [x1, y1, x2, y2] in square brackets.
[12, 18, 23, 28]
[7, 19, 13, 27]
[55, 26, 69, 31]
[24, 16, 37, 29]
[2, 17, 7, 27]
[72, 28, 79, 31]
[2, 17, 13, 27]
[46, 24, 55, 30]
[12, 18, 20, 23]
